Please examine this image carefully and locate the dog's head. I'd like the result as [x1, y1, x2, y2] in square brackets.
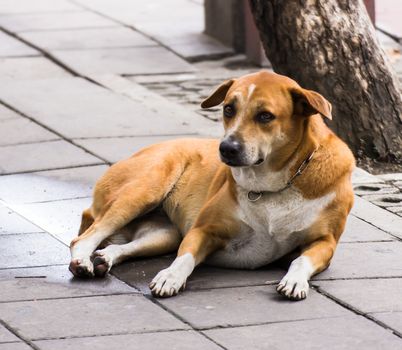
[201, 71, 332, 168]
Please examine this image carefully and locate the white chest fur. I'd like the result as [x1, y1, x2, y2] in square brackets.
[207, 187, 335, 269]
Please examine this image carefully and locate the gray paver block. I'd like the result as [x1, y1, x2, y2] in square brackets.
[0, 118, 58, 146]
[378, 173, 402, 181]
[0, 32, 38, 57]
[0, 11, 117, 32]
[352, 167, 384, 184]
[35, 330, 221, 350]
[388, 206, 402, 215]
[0, 57, 69, 80]
[0, 232, 69, 268]
[159, 285, 349, 329]
[52, 46, 195, 75]
[361, 193, 402, 208]
[340, 215, 394, 242]
[0, 140, 102, 174]
[371, 312, 402, 335]
[0, 104, 19, 121]
[0, 0, 79, 14]
[113, 255, 285, 294]
[0, 77, 219, 138]
[0, 324, 19, 343]
[316, 278, 402, 313]
[352, 196, 402, 238]
[204, 316, 402, 350]
[75, 136, 198, 164]
[21, 27, 156, 50]
[0, 165, 108, 204]
[316, 241, 402, 280]
[0, 204, 42, 235]
[0, 294, 188, 340]
[0, 265, 136, 302]
[354, 183, 400, 196]
[0, 344, 31, 350]
[10, 197, 92, 245]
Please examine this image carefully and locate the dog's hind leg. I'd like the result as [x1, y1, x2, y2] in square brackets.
[91, 211, 181, 277]
[78, 208, 94, 236]
[69, 160, 183, 278]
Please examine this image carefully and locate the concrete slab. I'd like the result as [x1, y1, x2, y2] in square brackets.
[316, 241, 402, 280]
[0, 344, 30, 350]
[0, 57, 69, 80]
[0, 118, 58, 146]
[113, 255, 285, 294]
[205, 316, 402, 350]
[0, 265, 136, 302]
[371, 312, 402, 335]
[35, 330, 221, 350]
[0, 11, 116, 32]
[0, 204, 42, 235]
[159, 285, 349, 329]
[378, 173, 402, 181]
[340, 215, 394, 243]
[0, 232, 69, 268]
[0, 294, 188, 340]
[0, 165, 108, 204]
[0, 32, 39, 57]
[352, 167, 383, 184]
[352, 196, 402, 238]
[10, 197, 92, 245]
[361, 193, 402, 208]
[354, 183, 399, 196]
[0, 77, 219, 139]
[52, 46, 195, 75]
[0, 324, 19, 343]
[21, 27, 156, 50]
[0, 0, 79, 14]
[317, 278, 402, 313]
[0, 140, 102, 174]
[75, 135, 198, 163]
[0, 104, 19, 121]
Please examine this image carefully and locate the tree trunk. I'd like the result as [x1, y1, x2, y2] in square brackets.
[249, 0, 402, 163]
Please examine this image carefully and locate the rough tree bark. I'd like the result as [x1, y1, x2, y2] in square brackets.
[249, 0, 402, 163]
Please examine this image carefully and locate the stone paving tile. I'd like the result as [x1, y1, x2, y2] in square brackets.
[204, 316, 402, 350]
[316, 278, 402, 313]
[0, 0, 79, 14]
[10, 197, 92, 245]
[0, 294, 188, 340]
[0, 32, 39, 57]
[0, 77, 218, 139]
[0, 204, 42, 235]
[113, 255, 284, 294]
[21, 27, 156, 50]
[52, 46, 195, 75]
[371, 312, 402, 335]
[0, 11, 117, 32]
[0, 104, 19, 121]
[35, 330, 221, 350]
[0, 118, 58, 147]
[0, 140, 102, 174]
[352, 167, 383, 184]
[0, 57, 69, 80]
[340, 215, 394, 243]
[0, 232, 69, 269]
[158, 285, 349, 329]
[362, 193, 402, 208]
[0, 324, 19, 343]
[76, 135, 199, 163]
[378, 173, 402, 181]
[0, 265, 136, 302]
[315, 241, 402, 280]
[354, 183, 400, 196]
[0, 165, 108, 204]
[352, 196, 402, 238]
[388, 206, 402, 215]
[0, 344, 31, 350]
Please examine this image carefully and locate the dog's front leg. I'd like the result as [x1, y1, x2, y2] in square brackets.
[150, 227, 225, 297]
[277, 235, 336, 300]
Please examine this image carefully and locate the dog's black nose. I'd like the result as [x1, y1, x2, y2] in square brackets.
[219, 138, 243, 165]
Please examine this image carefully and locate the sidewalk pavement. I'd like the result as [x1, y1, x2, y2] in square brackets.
[1, 1, 402, 349]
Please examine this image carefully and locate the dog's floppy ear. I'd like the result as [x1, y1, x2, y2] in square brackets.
[290, 88, 332, 120]
[201, 79, 235, 108]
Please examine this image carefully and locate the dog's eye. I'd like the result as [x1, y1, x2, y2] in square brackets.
[256, 112, 275, 124]
[223, 105, 235, 118]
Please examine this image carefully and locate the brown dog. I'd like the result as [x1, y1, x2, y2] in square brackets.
[69, 71, 355, 300]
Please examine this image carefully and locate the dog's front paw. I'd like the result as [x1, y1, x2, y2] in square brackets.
[92, 250, 113, 277]
[149, 268, 187, 297]
[277, 274, 309, 301]
[69, 258, 94, 278]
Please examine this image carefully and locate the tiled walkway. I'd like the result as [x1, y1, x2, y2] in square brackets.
[1, 1, 402, 349]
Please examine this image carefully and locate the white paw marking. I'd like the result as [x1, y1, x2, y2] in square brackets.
[150, 253, 195, 297]
[277, 256, 314, 301]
